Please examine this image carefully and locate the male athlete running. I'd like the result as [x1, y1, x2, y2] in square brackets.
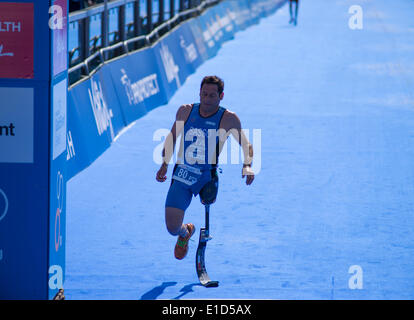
[156, 76, 254, 260]
[289, 0, 299, 26]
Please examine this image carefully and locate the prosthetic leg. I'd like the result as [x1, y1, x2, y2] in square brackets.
[196, 204, 219, 287]
[196, 170, 219, 287]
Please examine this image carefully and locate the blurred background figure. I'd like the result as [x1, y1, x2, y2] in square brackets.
[289, 0, 299, 26]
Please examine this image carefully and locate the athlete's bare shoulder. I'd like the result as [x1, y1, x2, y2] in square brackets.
[176, 104, 193, 122]
[220, 109, 241, 131]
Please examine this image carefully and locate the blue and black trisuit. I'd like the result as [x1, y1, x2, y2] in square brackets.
[165, 103, 227, 211]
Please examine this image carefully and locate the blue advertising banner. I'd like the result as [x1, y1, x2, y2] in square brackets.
[108, 48, 165, 120]
[231, 0, 253, 30]
[152, 26, 195, 101]
[91, 65, 127, 138]
[209, 2, 236, 43]
[69, 78, 112, 167]
[186, 18, 209, 62]
[174, 21, 205, 73]
[66, 88, 91, 180]
[195, 8, 222, 59]
[218, 1, 240, 35]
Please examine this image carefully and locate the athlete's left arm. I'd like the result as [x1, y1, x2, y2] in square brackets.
[221, 111, 254, 185]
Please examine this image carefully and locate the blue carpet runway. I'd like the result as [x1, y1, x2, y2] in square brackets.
[65, 0, 414, 299]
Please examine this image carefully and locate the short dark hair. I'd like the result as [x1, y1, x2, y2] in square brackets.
[200, 75, 224, 95]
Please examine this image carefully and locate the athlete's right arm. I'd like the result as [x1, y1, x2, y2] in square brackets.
[156, 104, 192, 182]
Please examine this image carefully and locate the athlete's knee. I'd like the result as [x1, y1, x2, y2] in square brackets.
[165, 207, 185, 236]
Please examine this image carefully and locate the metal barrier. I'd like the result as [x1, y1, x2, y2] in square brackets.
[68, 0, 220, 85]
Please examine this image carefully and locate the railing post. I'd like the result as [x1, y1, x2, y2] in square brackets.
[147, 0, 152, 33]
[102, 0, 109, 58]
[170, 0, 175, 19]
[134, 0, 142, 37]
[159, 0, 165, 24]
[80, 17, 90, 62]
[119, 4, 126, 43]
[179, 0, 185, 12]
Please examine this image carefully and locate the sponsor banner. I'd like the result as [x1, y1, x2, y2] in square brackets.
[194, 9, 222, 59]
[69, 78, 112, 167]
[52, 78, 67, 160]
[186, 18, 209, 62]
[248, 0, 262, 23]
[108, 48, 165, 121]
[152, 24, 199, 101]
[176, 21, 205, 72]
[218, 1, 240, 35]
[209, 3, 236, 43]
[66, 89, 91, 180]
[226, 0, 249, 31]
[65, 67, 126, 180]
[0, 87, 34, 163]
[225, 1, 242, 30]
[91, 65, 126, 137]
[0, 2, 34, 79]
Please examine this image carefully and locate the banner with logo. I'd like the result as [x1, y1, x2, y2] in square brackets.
[174, 21, 205, 74]
[193, 8, 222, 59]
[209, 2, 236, 43]
[66, 88, 91, 180]
[0, 2, 34, 79]
[108, 48, 165, 121]
[68, 77, 118, 170]
[152, 26, 194, 101]
[186, 18, 209, 63]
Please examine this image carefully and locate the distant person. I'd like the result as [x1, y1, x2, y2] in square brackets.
[289, 0, 299, 26]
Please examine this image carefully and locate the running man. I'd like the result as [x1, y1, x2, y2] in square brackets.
[156, 76, 255, 260]
[289, 0, 299, 26]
